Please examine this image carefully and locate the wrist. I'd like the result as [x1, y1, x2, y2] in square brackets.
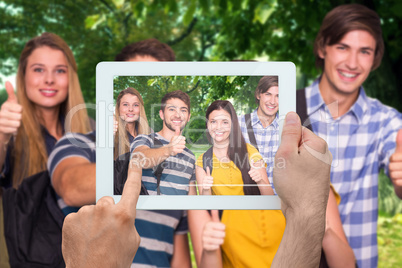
[255, 179, 264, 185]
[0, 133, 11, 143]
[164, 146, 172, 157]
[202, 188, 211, 194]
[285, 205, 326, 228]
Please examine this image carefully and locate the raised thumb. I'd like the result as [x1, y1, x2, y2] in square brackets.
[5, 81, 17, 103]
[175, 127, 180, 136]
[279, 112, 301, 155]
[395, 129, 402, 153]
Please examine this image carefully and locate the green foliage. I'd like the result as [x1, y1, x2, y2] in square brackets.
[379, 170, 402, 215]
[0, 90, 8, 105]
[378, 171, 402, 267]
[113, 75, 258, 143]
[378, 213, 402, 267]
[1, 0, 401, 112]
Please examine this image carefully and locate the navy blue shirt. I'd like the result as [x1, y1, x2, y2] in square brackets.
[127, 131, 135, 144]
[1, 125, 62, 188]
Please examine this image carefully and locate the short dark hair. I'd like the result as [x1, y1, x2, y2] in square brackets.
[115, 38, 175, 61]
[161, 90, 191, 112]
[314, 4, 384, 71]
[255, 76, 278, 106]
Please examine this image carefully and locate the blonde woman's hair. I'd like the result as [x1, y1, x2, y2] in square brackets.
[12, 32, 91, 188]
[114, 87, 150, 159]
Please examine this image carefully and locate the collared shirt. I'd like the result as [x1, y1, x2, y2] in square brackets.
[239, 110, 279, 188]
[306, 79, 402, 268]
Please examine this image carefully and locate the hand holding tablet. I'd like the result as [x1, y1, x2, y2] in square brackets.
[62, 160, 142, 268]
[271, 112, 332, 267]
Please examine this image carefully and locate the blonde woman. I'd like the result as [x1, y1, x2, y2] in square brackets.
[113, 87, 150, 159]
[0, 32, 91, 189]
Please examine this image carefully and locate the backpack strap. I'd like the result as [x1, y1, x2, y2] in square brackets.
[207, 210, 224, 220]
[203, 148, 223, 219]
[152, 134, 165, 195]
[296, 88, 312, 131]
[202, 146, 214, 173]
[245, 113, 258, 151]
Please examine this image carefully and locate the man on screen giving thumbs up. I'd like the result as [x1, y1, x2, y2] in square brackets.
[129, 90, 195, 267]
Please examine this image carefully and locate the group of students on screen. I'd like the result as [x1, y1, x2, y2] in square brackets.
[1, 3, 402, 268]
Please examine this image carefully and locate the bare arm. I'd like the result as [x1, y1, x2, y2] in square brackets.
[272, 112, 332, 268]
[199, 210, 224, 268]
[133, 145, 170, 169]
[249, 159, 274, 195]
[200, 249, 222, 268]
[195, 165, 213, 195]
[0, 82, 22, 170]
[170, 234, 191, 268]
[52, 157, 95, 207]
[188, 210, 212, 265]
[322, 188, 355, 267]
[62, 159, 142, 268]
[389, 129, 402, 199]
[133, 128, 186, 169]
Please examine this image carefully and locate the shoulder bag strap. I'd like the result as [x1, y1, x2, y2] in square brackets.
[245, 113, 258, 151]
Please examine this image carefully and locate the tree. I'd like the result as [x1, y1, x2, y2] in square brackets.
[1, 0, 401, 111]
[113, 75, 256, 143]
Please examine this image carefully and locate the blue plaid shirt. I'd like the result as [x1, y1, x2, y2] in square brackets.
[306, 79, 402, 268]
[239, 110, 279, 191]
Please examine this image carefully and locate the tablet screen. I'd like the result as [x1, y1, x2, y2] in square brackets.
[96, 62, 295, 209]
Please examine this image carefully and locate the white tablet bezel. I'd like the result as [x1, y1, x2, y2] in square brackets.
[96, 62, 295, 209]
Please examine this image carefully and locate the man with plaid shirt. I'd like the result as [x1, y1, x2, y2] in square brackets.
[301, 4, 402, 267]
[239, 76, 279, 191]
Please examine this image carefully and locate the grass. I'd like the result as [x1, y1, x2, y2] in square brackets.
[378, 213, 402, 267]
[377, 170, 402, 267]
[378, 171, 402, 215]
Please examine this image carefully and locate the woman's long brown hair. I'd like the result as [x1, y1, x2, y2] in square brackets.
[206, 100, 260, 195]
[114, 87, 150, 159]
[13, 32, 91, 188]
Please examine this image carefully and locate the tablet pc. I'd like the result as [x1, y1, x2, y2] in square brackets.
[96, 62, 295, 209]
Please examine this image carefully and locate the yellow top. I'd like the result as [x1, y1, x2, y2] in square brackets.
[219, 185, 340, 268]
[197, 143, 341, 267]
[220, 209, 285, 267]
[332, 184, 340, 204]
[196, 143, 263, 195]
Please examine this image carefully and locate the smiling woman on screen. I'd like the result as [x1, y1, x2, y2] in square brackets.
[113, 87, 150, 160]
